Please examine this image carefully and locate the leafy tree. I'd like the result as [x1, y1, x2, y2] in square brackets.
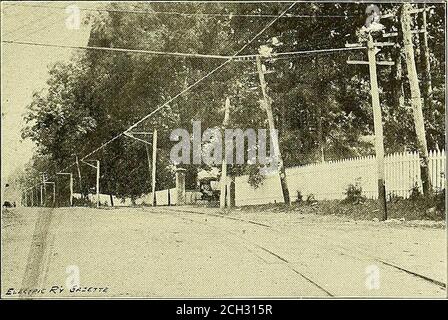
[21, 2, 445, 198]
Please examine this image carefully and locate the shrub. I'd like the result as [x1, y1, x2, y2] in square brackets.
[409, 182, 421, 200]
[306, 194, 317, 204]
[434, 188, 445, 215]
[344, 183, 366, 204]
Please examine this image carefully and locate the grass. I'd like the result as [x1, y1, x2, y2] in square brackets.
[238, 195, 446, 221]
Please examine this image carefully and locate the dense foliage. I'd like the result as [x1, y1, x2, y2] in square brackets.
[20, 2, 445, 199]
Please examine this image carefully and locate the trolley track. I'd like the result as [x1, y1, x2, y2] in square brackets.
[154, 206, 446, 294]
[158, 208, 334, 297]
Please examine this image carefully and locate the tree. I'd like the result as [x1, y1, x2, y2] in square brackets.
[21, 2, 445, 200]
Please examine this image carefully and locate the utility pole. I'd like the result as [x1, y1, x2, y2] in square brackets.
[401, 3, 432, 196]
[416, 3, 433, 113]
[151, 129, 158, 206]
[52, 182, 56, 206]
[40, 184, 44, 206]
[96, 161, 100, 208]
[256, 55, 291, 205]
[367, 35, 387, 221]
[220, 97, 231, 209]
[421, 4, 433, 94]
[42, 173, 47, 206]
[70, 173, 73, 206]
[74, 154, 83, 197]
[346, 35, 394, 221]
[145, 144, 152, 191]
[419, 4, 436, 149]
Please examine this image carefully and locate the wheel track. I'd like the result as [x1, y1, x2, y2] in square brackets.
[154, 206, 446, 292]
[155, 207, 335, 297]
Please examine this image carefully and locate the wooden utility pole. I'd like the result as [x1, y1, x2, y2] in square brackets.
[346, 35, 394, 220]
[40, 184, 44, 206]
[419, 4, 433, 102]
[256, 55, 291, 205]
[367, 35, 387, 220]
[69, 173, 73, 206]
[401, 3, 432, 196]
[145, 144, 152, 185]
[42, 173, 46, 206]
[418, 3, 435, 148]
[151, 129, 158, 206]
[96, 161, 100, 208]
[74, 154, 83, 197]
[220, 97, 231, 209]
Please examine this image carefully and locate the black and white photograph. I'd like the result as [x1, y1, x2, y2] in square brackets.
[1, 1, 446, 303]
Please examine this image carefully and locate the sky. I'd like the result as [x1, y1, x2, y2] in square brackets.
[1, 1, 93, 198]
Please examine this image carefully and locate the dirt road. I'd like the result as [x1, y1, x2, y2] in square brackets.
[1, 206, 446, 298]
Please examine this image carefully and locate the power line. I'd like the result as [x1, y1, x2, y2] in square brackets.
[120, 2, 299, 137]
[7, 3, 353, 19]
[79, 1, 298, 164]
[2, 38, 362, 61]
[1, 40, 238, 60]
[23, 1, 356, 190]
[19, 0, 287, 184]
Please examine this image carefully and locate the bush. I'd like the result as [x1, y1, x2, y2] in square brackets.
[434, 188, 445, 214]
[409, 182, 421, 200]
[306, 194, 317, 204]
[343, 183, 366, 204]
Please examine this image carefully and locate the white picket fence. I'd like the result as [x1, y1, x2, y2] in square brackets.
[235, 150, 446, 206]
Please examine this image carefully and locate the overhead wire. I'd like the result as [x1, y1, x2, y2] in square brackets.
[6, 3, 354, 19]
[1, 40, 238, 60]
[80, 2, 300, 162]
[20, 1, 301, 190]
[17, 1, 364, 192]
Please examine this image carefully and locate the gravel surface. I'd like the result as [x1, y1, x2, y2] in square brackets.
[1, 206, 446, 298]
